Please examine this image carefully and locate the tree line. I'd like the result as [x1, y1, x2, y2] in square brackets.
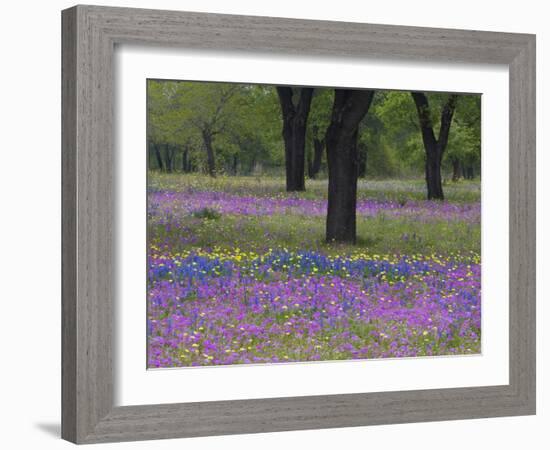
[147, 80, 481, 243]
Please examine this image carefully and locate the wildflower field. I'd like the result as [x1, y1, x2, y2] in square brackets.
[147, 174, 481, 368]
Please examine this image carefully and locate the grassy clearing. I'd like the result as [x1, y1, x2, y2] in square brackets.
[149, 212, 480, 256]
[148, 172, 481, 203]
[148, 173, 480, 256]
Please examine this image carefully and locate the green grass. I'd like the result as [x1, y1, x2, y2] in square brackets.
[148, 172, 481, 203]
[150, 213, 480, 256]
[148, 173, 480, 256]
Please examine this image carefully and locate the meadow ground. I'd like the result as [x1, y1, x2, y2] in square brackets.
[147, 173, 481, 367]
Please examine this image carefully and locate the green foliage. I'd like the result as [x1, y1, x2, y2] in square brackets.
[445, 95, 481, 174]
[369, 91, 423, 175]
[147, 80, 481, 179]
[147, 80, 286, 175]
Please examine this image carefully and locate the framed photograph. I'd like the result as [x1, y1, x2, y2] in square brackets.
[62, 5, 536, 444]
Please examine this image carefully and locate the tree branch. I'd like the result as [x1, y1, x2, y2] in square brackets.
[411, 91, 438, 151]
[296, 87, 314, 120]
[437, 94, 459, 149]
[210, 86, 238, 131]
[331, 89, 375, 134]
[276, 86, 295, 119]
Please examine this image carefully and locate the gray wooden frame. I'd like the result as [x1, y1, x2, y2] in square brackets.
[62, 4, 536, 444]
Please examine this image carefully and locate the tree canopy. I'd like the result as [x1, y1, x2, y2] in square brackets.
[147, 80, 480, 184]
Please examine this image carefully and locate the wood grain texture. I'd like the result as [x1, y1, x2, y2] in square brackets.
[508, 37, 536, 408]
[61, 7, 77, 443]
[61, 4, 536, 444]
[62, 5, 114, 442]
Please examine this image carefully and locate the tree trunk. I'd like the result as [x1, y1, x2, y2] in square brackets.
[326, 128, 360, 243]
[202, 130, 216, 177]
[164, 144, 175, 173]
[277, 87, 314, 191]
[325, 89, 375, 244]
[411, 92, 458, 200]
[248, 155, 256, 175]
[181, 147, 189, 172]
[451, 158, 461, 182]
[152, 143, 164, 171]
[425, 146, 444, 199]
[282, 119, 306, 189]
[232, 154, 238, 175]
[309, 137, 324, 179]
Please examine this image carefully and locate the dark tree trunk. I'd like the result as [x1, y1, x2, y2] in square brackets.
[202, 130, 216, 177]
[411, 92, 458, 200]
[276, 87, 314, 191]
[181, 147, 189, 172]
[282, 118, 307, 189]
[325, 89, 375, 244]
[232, 154, 238, 175]
[152, 143, 164, 171]
[248, 155, 256, 175]
[451, 158, 461, 182]
[309, 136, 324, 179]
[326, 128, 360, 243]
[164, 144, 175, 173]
[424, 145, 442, 199]
[425, 147, 444, 198]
